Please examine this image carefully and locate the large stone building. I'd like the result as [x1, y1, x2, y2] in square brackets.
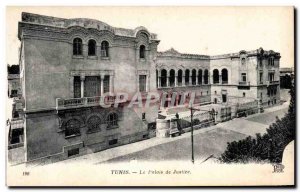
[10, 12, 280, 164]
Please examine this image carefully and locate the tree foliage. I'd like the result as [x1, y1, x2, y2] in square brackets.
[220, 84, 295, 163]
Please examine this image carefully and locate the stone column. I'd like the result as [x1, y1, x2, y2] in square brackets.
[80, 74, 85, 98]
[189, 76, 192, 86]
[219, 75, 222, 84]
[196, 73, 199, 85]
[83, 44, 88, 57]
[175, 76, 178, 87]
[167, 75, 170, 87]
[100, 75, 104, 96]
[158, 76, 161, 88]
[183, 76, 186, 86]
[202, 76, 205, 85]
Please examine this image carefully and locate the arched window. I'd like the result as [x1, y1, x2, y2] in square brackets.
[185, 69, 190, 86]
[88, 39, 96, 56]
[192, 69, 197, 85]
[169, 69, 175, 87]
[65, 119, 81, 137]
[221, 68, 228, 84]
[139, 45, 145, 59]
[241, 58, 246, 65]
[178, 70, 183, 86]
[198, 69, 203, 85]
[87, 115, 102, 132]
[101, 41, 109, 57]
[204, 69, 209, 84]
[107, 113, 118, 128]
[213, 69, 219, 84]
[161, 69, 167, 87]
[73, 38, 82, 55]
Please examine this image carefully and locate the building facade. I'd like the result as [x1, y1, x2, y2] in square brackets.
[11, 12, 280, 164]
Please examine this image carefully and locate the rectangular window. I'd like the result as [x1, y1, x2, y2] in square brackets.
[241, 73, 247, 82]
[139, 75, 147, 92]
[74, 76, 81, 98]
[68, 148, 79, 157]
[268, 73, 274, 82]
[103, 76, 110, 93]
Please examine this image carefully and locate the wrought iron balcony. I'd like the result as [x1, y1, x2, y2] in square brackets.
[56, 95, 123, 110]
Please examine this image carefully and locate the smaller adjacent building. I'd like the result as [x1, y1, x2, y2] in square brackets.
[280, 67, 294, 89]
[210, 48, 281, 108]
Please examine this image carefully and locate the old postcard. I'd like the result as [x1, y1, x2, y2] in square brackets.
[6, 6, 295, 186]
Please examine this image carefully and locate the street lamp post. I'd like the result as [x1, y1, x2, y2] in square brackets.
[188, 105, 218, 164]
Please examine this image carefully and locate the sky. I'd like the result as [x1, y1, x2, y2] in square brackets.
[6, 6, 294, 67]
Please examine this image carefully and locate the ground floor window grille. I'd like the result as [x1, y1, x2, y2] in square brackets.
[87, 116, 102, 132]
[109, 139, 118, 145]
[107, 113, 118, 128]
[222, 94, 227, 102]
[65, 119, 81, 137]
[74, 76, 81, 98]
[103, 76, 110, 93]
